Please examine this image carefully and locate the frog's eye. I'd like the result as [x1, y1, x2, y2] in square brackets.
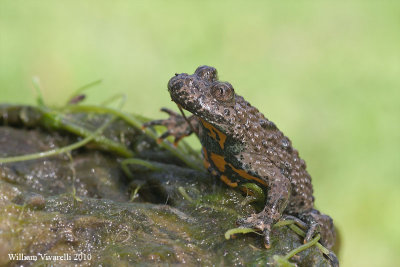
[195, 66, 218, 82]
[211, 82, 235, 102]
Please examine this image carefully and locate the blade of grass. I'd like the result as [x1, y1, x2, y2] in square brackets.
[0, 115, 116, 163]
[62, 105, 203, 170]
[32, 76, 46, 108]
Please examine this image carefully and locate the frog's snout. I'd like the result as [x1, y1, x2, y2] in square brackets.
[168, 73, 186, 94]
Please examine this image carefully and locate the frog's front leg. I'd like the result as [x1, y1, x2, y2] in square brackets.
[142, 108, 199, 145]
[237, 173, 291, 248]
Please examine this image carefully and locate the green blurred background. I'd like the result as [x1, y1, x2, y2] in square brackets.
[1, 1, 399, 266]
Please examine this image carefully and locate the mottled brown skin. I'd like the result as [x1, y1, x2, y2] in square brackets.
[144, 66, 336, 251]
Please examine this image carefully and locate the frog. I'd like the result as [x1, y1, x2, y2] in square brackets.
[143, 66, 336, 252]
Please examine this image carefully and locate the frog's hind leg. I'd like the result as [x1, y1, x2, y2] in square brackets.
[236, 172, 291, 248]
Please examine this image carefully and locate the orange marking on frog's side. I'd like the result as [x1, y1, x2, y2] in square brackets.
[208, 151, 268, 188]
[199, 118, 227, 149]
[209, 153, 227, 172]
[220, 175, 238, 188]
[203, 159, 211, 170]
[200, 119, 217, 140]
[202, 147, 209, 160]
[229, 164, 269, 187]
[217, 131, 227, 150]
[202, 147, 211, 169]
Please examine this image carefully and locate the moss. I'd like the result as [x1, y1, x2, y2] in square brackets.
[0, 105, 335, 266]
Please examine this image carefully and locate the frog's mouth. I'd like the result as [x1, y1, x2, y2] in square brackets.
[167, 73, 204, 114]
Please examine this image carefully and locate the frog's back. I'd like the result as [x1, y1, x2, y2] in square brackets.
[228, 95, 314, 214]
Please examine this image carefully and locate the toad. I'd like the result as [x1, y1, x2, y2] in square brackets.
[143, 66, 336, 251]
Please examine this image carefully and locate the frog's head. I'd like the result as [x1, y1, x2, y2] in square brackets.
[168, 66, 238, 132]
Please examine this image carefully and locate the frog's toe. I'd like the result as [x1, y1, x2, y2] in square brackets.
[281, 215, 308, 229]
[160, 107, 180, 116]
[236, 215, 274, 249]
[154, 130, 172, 144]
[263, 227, 272, 249]
[235, 216, 248, 226]
[281, 214, 320, 244]
[235, 214, 258, 228]
[142, 119, 166, 129]
[304, 222, 320, 243]
[325, 251, 339, 267]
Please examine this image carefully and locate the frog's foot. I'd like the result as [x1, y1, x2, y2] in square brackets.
[283, 209, 336, 251]
[142, 108, 195, 145]
[281, 214, 339, 267]
[281, 214, 321, 243]
[236, 213, 275, 249]
[300, 209, 336, 250]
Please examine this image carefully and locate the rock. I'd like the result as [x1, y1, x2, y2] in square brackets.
[0, 111, 334, 266]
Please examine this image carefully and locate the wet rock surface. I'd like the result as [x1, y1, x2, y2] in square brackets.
[0, 121, 333, 266]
